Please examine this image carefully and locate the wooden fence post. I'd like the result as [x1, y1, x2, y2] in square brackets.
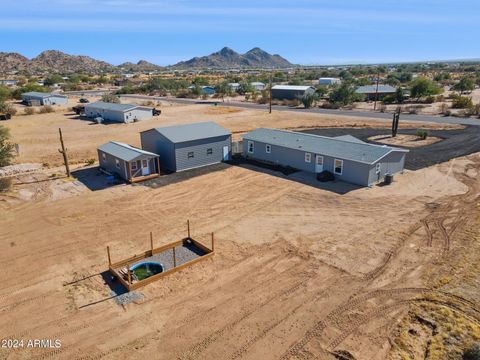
[187, 219, 190, 238]
[150, 232, 153, 253]
[211, 232, 215, 252]
[173, 247, 176, 268]
[107, 246, 111, 266]
[127, 263, 132, 285]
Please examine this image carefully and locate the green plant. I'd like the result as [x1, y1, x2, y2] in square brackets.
[416, 129, 428, 140]
[410, 77, 442, 101]
[454, 77, 475, 94]
[85, 158, 95, 166]
[300, 93, 319, 109]
[0, 126, 15, 167]
[452, 95, 474, 109]
[100, 93, 121, 103]
[463, 343, 480, 360]
[0, 100, 16, 115]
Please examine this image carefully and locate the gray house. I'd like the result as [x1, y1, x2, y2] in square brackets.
[84, 102, 153, 123]
[242, 128, 409, 187]
[271, 85, 315, 100]
[97, 141, 160, 182]
[141, 121, 232, 172]
[355, 85, 397, 101]
[21, 92, 69, 106]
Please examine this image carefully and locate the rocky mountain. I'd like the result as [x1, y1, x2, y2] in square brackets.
[30, 50, 115, 74]
[172, 47, 293, 69]
[0, 52, 31, 73]
[117, 60, 163, 73]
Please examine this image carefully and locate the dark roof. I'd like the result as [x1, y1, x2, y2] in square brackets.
[355, 85, 397, 94]
[85, 102, 138, 112]
[146, 121, 231, 143]
[243, 128, 408, 165]
[98, 141, 158, 161]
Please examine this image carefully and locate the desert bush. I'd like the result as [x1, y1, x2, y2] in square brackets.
[0, 100, 16, 115]
[416, 129, 428, 140]
[321, 102, 341, 109]
[425, 96, 435, 104]
[100, 93, 121, 103]
[436, 95, 445, 102]
[141, 101, 154, 106]
[382, 94, 396, 104]
[0, 177, 12, 192]
[300, 93, 319, 109]
[463, 343, 480, 360]
[24, 107, 36, 115]
[0, 126, 15, 167]
[38, 105, 54, 114]
[85, 159, 95, 166]
[405, 105, 424, 114]
[452, 94, 474, 109]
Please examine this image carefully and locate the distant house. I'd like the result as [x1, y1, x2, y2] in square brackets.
[140, 121, 232, 172]
[188, 85, 216, 95]
[228, 83, 241, 92]
[242, 128, 408, 187]
[0, 79, 17, 87]
[271, 85, 315, 100]
[97, 141, 160, 182]
[251, 82, 265, 91]
[21, 92, 69, 106]
[319, 78, 341, 86]
[84, 102, 153, 123]
[355, 85, 397, 101]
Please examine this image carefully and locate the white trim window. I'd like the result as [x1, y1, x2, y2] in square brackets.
[188, 151, 194, 159]
[305, 152, 311, 163]
[334, 159, 343, 175]
[375, 163, 381, 174]
[247, 141, 254, 154]
[316, 155, 324, 165]
[206, 148, 213, 155]
[131, 161, 138, 170]
[115, 159, 120, 169]
[265, 144, 271, 154]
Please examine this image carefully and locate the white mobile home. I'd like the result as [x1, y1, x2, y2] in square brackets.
[84, 102, 153, 123]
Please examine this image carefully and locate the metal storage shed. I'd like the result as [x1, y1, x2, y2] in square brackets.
[97, 141, 160, 182]
[242, 128, 408, 187]
[21, 92, 69, 106]
[271, 85, 315, 100]
[140, 121, 232, 172]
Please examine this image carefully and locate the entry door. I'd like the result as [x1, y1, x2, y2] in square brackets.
[141, 159, 149, 175]
[315, 155, 324, 173]
[223, 146, 230, 161]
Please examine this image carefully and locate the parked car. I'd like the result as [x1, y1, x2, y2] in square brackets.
[79, 98, 89, 103]
[0, 113, 12, 121]
[153, 108, 161, 116]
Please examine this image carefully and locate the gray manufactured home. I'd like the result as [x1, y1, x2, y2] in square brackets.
[242, 128, 408, 187]
[271, 85, 315, 100]
[21, 92, 69, 106]
[141, 121, 231, 172]
[85, 102, 153, 123]
[97, 141, 160, 182]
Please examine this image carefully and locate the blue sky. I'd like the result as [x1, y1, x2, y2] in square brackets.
[1, 0, 479, 66]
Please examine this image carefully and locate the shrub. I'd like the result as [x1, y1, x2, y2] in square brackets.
[382, 94, 396, 104]
[100, 93, 121, 103]
[0, 126, 15, 167]
[463, 343, 480, 360]
[0, 101, 16, 115]
[85, 158, 95, 166]
[300, 93, 319, 109]
[425, 96, 435, 104]
[24, 107, 36, 115]
[405, 105, 424, 114]
[38, 105, 54, 113]
[452, 94, 474, 109]
[416, 129, 428, 140]
[0, 178, 12, 192]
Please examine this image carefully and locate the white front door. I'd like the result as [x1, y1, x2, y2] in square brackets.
[141, 159, 149, 176]
[315, 155, 324, 173]
[223, 146, 229, 161]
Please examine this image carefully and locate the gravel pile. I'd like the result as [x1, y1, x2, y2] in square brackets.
[113, 291, 145, 306]
[131, 241, 207, 272]
[0, 163, 42, 178]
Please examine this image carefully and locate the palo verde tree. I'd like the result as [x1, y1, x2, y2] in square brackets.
[410, 77, 442, 101]
[0, 126, 15, 167]
[329, 82, 363, 106]
[453, 77, 475, 95]
[100, 93, 121, 103]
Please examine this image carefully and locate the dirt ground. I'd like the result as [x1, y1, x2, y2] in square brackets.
[368, 134, 442, 148]
[1, 105, 479, 360]
[2, 100, 462, 167]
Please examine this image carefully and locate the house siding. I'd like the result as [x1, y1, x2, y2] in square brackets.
[97, 149, 129, 180]
[367, 151, 406, 185]
[243, 139, 373, 186]
[85, 106, 152, 123]
[140, 130, 176, 171]
[21, 94, 68, 106]
[174, 135, 231, 171]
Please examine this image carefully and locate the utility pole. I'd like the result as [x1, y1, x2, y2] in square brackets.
[58, 128, 70, 177]
[373, 71, 380, 111]
[269, 72, 273, 114]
